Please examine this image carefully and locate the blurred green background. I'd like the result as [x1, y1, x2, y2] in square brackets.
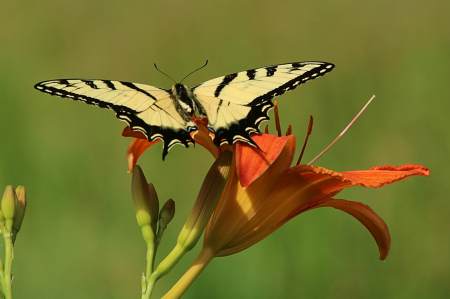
[0, 0, 447, 298]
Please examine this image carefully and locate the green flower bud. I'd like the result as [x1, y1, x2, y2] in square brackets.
[13, 186, 26, 232]
[12, 186, 26, 242]
[1, 186, 17, 228]
[132, 165, 159, 242]
[147, 183, 159, 232]
[159, 199, 175, 230]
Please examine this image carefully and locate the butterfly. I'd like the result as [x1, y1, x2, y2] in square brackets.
[34, 61, 334, 159]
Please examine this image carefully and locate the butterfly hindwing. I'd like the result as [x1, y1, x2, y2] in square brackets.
[34, 79, 197, 159]
[192, 61, 334, 146]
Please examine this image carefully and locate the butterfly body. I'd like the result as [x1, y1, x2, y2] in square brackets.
[35, 61, 334, 159]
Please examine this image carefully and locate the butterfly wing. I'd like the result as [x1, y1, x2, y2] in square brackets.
[34, 79, 198, 159]
[192, 61, 334, 147]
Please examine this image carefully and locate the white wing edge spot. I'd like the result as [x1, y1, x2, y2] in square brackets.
[119, 115, 132, 122]
[262, 104, 272, 112]
[233, 135, 248, 141]
[168, 139, 181, 147]
[255, 116, 266, 124]
[150, 134, 163, 142]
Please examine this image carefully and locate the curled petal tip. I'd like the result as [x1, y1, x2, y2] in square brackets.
[316, 199, 391, 261]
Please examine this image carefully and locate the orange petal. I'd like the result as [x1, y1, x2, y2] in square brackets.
[283, 164, 430, 197]
[122, 126, 147, 140]
[126, 138, 161, 173]
[315, 199, 391, 261]
[236, 134, 295, 189]
[340, 164, 430, 188]
[191, 117, 219, 158]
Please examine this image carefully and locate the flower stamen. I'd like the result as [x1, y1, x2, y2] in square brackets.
[307, 95, 376, 165]
[264, 125, 269, 134]
[285, 124, 292, 136]
[274, 101, 282, 137]
[297, 115, 313, 165]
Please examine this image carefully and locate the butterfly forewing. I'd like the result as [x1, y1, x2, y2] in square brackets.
[34, 79, 197, 159]
[192, 61, 334, 146]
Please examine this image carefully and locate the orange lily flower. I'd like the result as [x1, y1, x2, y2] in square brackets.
[159, 132, 428, 298]
[205, 134, 429, 258]
[123, 111, 429, 299]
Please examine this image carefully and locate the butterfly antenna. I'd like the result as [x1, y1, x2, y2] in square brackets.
[154, 63, 177, 84]
[180, 60, 209, 83]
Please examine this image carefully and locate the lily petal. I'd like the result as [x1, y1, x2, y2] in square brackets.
[340, 164, 430, 188]
[126, 138, 161, 173]
[313, 199, 391, 260]
[190, 117, 220, 158]
[279, 164, 430, 197]
[236, 134, 295, 189]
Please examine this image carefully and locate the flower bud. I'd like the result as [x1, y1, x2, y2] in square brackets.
[159, 199, 175, 230]
[147, 183, 160, 232]
[132, 165, 159, 242]
[13, 186, 26, 233]
[1, 186, 17, 228]
[12, 186, 26, 242]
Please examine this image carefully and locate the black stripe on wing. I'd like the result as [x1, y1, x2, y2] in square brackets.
[214, 73, 238, 97]
[248, 62, 335, 106]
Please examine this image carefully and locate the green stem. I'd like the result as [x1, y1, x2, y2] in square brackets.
[145, 241, 155, 283]
[3, 227, 13, 299]
[161, 247, 214, 299]
[142, 275, 157, 299]
[0, 228, 6, 299]
[143, 244, 188, 299]
[0, 249, 6, 292]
